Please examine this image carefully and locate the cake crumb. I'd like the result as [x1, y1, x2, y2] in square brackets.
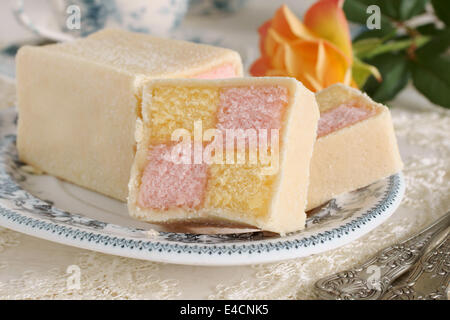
[145, 229, 160, 238]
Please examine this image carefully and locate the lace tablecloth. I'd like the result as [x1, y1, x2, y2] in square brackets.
[0, 0, 449, 300]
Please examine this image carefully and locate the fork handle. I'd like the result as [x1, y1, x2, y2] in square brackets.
[315, 211, 450, 300]
[381, 233, 449, 300]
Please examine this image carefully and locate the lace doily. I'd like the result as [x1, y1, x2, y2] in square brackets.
[0, 251, 181, 299]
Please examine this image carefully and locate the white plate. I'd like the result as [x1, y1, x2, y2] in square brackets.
[0, 107, 405, 266]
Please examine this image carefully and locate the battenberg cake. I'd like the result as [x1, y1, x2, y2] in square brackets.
[128, 77, 319, 234]
[16, 28, 243, 201]
[307, 83, 403, 211]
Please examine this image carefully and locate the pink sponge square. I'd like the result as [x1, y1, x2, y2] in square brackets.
[217, 85, 288, 131]
[318, 103, 376, 138]
[138, 144, 208, 210]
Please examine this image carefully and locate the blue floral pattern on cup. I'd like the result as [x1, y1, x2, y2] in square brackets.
[13, 0, 189, 41]
[188, 0, 248, 15]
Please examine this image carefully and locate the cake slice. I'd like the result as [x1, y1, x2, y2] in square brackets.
[307, 84, 403, 211]
[128, 77, 319, 234]
[16, 28, 243, 201]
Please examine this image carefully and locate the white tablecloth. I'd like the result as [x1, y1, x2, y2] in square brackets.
[0, 0, 449, 299]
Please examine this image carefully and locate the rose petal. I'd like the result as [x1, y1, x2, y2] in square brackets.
[316, 40, 326, 84]
[258, 20, 271, 53]
[249, 56, 270, 76]
[272, 44, 287, 70]
[304, 0, 353, 62]
[271, 4, 317, 41]
[265, 28, 287, 57]
[265, 69, 290, 77]
[321, 40, 351, 87]
[285, 40, 323, 91]
[285, 39, 351, 91]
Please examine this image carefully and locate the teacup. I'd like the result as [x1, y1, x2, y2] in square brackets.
[13, 0, 189, 42]
[188, 0, 248, 15]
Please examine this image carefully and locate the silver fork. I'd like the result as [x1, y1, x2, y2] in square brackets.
[381, 232, 449, 300]
[314, 211, 450, 300]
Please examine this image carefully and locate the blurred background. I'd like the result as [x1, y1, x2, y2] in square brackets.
[0, 0, 448, 108]
[0, 0, 315, 79]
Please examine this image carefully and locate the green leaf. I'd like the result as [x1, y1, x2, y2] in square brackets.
[354, 36, 430, 59]
[353, 38, 383, 58]
[353, 28, 397, 42]
[374, 1, 399, 20]
[352, 57, 382, 87]
[416, 23, 442, 35]
[343, 0, 395, 36]
[431, 0, 450, 26]
[366, 36, 430, 59]
[396, 0, 428, 21]
[416, 28, 450, 57]
[345, 0, 427, 22]
[353, 28, 396, 41]
[363, 53, 410, 102]
[378, 0, 427, 20]
[344, 0, 375, 24]
[411, 55, 450, 108]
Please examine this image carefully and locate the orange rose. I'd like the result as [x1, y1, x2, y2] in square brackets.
[250, 1, 358, 92]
